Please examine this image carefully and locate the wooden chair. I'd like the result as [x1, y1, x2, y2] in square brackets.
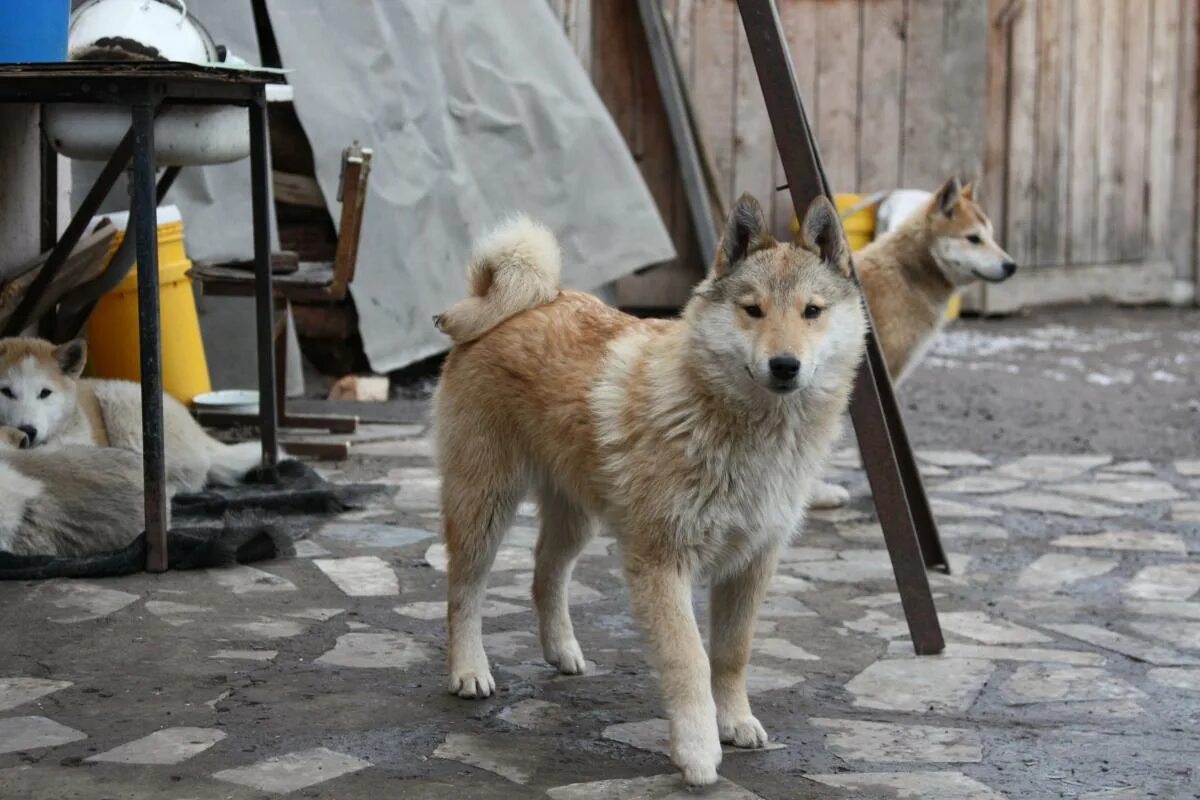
[189, 144, 373, 460]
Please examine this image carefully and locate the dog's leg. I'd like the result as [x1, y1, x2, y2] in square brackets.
[442, 472, 523, 699]
[710, 547, 778, 748]
[624, 548, 721, 786]
[533, 486, 594, 675]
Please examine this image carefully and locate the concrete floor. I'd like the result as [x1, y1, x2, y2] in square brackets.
[1, 306, 1198, 799]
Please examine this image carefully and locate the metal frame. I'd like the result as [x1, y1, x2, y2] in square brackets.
[735, 0, 947, 654]
[0, 64, 278, 572]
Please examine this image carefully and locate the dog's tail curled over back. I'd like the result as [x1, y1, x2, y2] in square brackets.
[433, 215, 561, 344]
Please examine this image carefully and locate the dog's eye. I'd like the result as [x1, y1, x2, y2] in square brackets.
[803, 304, 823, 320]
[38, 388, 52, 399]
[742, 304, 764, 319]
[0, 387, 13, 399]
[966, 234, 983, 245]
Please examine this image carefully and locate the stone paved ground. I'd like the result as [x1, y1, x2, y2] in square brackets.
[1, 307, 1198, 799]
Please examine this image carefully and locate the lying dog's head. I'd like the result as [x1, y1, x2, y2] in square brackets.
[925, 177, 1017, 286]
[0, 338, 87, 447]
[688, 193, 866, 398]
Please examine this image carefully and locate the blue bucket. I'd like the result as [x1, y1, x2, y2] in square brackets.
[0, 0, 71, 63]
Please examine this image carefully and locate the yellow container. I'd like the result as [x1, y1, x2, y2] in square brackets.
[945, 293, 962, 321]
[86, 211, 212, 404]
[790, 193, 877, 252]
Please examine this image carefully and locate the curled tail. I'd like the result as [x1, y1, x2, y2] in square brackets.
[434, 214, 561, 344]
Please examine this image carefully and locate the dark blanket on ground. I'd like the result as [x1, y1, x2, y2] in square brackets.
[0, 460, 386, 580]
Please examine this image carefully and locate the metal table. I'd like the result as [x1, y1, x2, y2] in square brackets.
[0, 62, 281, 572]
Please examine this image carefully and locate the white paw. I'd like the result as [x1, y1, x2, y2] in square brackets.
[447, 655, 496, 698]
[719, 714, 769, 748]
[674, 742, 721, 787]
[671, 717, 722, 787]
[544, 637, 587, 675]
[809, 480, 850, 509]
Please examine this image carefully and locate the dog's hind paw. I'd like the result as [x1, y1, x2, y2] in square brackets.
[809, 480, 850, 509]
[719, 714, 769, 749]
[448, 669, 495, 699]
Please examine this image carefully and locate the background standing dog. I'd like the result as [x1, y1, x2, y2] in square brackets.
[0, 337, 269, 493]
[809, 177, 1016, 508]
[434, 194, 866, 785]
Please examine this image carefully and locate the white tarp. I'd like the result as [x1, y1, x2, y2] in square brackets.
[263, 0, 675, 371]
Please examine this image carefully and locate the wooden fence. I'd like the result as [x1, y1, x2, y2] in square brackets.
[548, 0, 1200, 312]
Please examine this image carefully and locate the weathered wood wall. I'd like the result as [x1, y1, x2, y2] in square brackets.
[547, 0, 1200, 310]
[979, 0, 1199, 312]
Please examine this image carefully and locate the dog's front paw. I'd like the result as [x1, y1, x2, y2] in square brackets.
[448, 669, 495, 698]
[447, 657, 496, 699]
[671, 716, 722, 787]
[719, 713, 769, 748]
[809, 480, 850, 509]
[543, 637, 587, 675]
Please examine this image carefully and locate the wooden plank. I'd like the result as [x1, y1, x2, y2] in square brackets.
[1003, 0, 1036, 266]
[976, 259, 1176, 315]
[691, 0, 738, 204]
[637, 0, 719, 266]
[858, 0, 906, 193]
[1119, 0, 1151, 262]
[1170, 0, 1198, 288]
[1031, 0, 1070, 265]
[900, 0, 945, 186]
[772, 0, 819, 238]
[939, 0, 990, 180]
[1066, 0, 1100, 264]
[980, 0, 1011, 255]
[733, 9, 778, 222]
[1146, 0, 1180, 263]
[814, 0, 861, 193]
[1095, 0, 1124, 260]
[0, 224, 117, 330]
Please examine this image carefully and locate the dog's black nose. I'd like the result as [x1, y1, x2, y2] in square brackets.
[1002, 261, 1018, 277]
[768, 356, 801, 382]
[17, 425, 36, 445]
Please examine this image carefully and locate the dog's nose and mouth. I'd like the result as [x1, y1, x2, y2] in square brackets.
[16, 425, 37, 447]
[767, 355, 802, 393]
[975, 261, 1018, 283]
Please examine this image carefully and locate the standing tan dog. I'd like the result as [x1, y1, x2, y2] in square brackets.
[860, 177, 1016, 384]
[434, 194, 866, 785]
[808, 177, 1016, 509]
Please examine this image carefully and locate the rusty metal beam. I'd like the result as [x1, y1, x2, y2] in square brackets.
[736, 0, 946, 655]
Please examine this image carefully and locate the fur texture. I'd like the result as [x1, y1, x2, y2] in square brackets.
[0, 427, 153, 557]
[434, 194, 866, 786]
[0, 337, 268, 493]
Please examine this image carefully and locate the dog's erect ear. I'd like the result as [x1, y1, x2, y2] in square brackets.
[933, 176, 962, 217]
[714, 193, 773, 276]
[962, 178, 978, 200]
[798, 196, 852, 278]
[53, 339, 87, 378]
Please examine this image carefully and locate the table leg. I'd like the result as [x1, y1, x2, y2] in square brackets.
[131, 103, 169, 573]
[249, 96, 279, 471]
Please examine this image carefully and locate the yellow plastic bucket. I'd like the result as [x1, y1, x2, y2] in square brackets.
[790, 194, 877, 252]
[86, 208, 212, 404]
